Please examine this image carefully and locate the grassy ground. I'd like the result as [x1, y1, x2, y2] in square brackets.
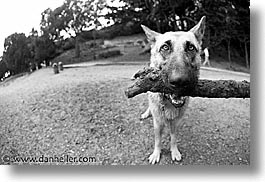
[0, 34, 250, 165]
[0, 63, 250, 165]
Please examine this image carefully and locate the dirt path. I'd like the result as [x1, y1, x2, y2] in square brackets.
[0, 65, 250, 165]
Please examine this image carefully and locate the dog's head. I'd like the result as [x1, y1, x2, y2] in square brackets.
[141, 16, 206, 88]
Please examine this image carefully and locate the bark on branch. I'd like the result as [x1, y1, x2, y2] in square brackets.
[125, 67, 250, 99]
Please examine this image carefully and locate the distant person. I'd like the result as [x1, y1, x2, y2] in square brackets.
[139, 38, 151, 55]
[202, 47, 210, 66]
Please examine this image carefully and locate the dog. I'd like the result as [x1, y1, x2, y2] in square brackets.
[139, 16, 206, 164]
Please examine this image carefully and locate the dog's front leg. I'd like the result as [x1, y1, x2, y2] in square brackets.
[170, 120, 182, 161]
[141, 107, 151, 120]
[149, 119, 163, 164]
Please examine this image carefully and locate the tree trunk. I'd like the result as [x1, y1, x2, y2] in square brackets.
[179, 17, 185, 30]
[244, 41, 249, 69]
[15, 58, 19, 74]
[156, 21, 161, 33]
[227, 39, 231, 68]
[207, 29, 211, 47]
[125, 67, 250, 99]
[171, 7, 177, 31]
[75, 35, 80, 58]
[92, 30, 96, 60]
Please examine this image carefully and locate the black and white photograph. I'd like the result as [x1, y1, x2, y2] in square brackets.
[0, 0, 250, 166]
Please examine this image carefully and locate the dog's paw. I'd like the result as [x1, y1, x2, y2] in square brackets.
[171, 148, 182, 161]
[130, 76, 136, 80]
[149, 150, 161, 164]
[140, 112, 150, 120]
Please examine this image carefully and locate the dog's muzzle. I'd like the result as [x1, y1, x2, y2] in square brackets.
[163, 94, 187, 108]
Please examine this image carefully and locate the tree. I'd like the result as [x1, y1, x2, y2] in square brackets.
[40, 5, 70, 41]
[40, 0, 106, 58]
[62, 0, 89, 58]
[106, 0, 195, 33]
[224, 1, 241, 67]
[234, 0, 250, 68]
[0, 58, 8, 80]
[2, 33, 32, 75]
[190, 0, 249, 67]
[90, 0, 106, 59]
[64, 0, 106, 58]
[28, 29, 56, 67]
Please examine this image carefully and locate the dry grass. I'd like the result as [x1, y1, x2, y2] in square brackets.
[0, 65, 250, 165]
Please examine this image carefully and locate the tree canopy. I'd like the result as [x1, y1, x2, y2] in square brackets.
[2, 33, 31, 75]
[105, 0, 249, 67]
[0, 0, 250, 80]
[40, 0, 106, 57]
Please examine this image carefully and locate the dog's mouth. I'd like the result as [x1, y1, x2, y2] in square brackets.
[164, 94, 187, 108]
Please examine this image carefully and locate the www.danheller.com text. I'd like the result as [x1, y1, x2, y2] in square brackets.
[2, 154, 97, 164]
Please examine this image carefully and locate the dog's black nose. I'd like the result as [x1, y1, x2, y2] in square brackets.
[169, 77, 189, 87]
[169, 72, 190, 87]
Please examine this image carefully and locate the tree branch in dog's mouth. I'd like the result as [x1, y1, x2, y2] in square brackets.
[125, 67, 250, 99]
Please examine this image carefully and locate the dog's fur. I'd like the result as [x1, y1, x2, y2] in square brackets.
[140, 17, 206, 164]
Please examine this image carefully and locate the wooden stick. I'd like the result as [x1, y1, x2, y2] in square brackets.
[125, 67, 250, 99]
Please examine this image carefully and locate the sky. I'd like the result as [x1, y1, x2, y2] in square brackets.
[0, 0, 65, 56]
[0, 0, 124, 57]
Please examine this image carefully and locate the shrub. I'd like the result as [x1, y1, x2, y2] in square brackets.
[97, 50, 121, 59]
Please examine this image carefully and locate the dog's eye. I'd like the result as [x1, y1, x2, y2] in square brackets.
[185, 41, 197, 52]
[187, 44, 195, 51]
[160, 44, 170, 52]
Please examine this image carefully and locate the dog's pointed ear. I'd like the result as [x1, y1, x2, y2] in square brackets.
[189, 16, 206, 44]
[141, 25, 160, 44]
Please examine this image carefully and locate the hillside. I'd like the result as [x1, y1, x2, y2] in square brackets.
[52, 33, 250, 73]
